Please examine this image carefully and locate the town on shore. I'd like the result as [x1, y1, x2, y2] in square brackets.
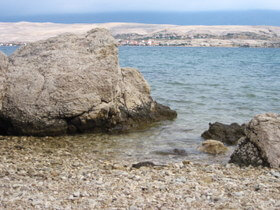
[0, 22, 280, 48]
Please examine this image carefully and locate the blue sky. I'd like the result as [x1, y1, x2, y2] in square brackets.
[1, 0, 280, 16]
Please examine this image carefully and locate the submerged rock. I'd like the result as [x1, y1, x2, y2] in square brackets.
[198, 140, 228, 155]
[201, 122, 245, 145]
[230, 113, 280, 168]
[153, 148, 188, 156]
[0, 28, 176, 136]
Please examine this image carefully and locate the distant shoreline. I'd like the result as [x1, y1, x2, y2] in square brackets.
[0, 22, 280, 48]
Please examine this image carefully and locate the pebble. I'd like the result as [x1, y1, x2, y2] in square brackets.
[233, 191, 245, 197]
[73, 191, 80, 197]
[271, 171, 280, 178]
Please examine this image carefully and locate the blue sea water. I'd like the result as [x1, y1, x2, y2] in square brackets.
[1, 46, 280, 163]
[0, 46, 18, 56]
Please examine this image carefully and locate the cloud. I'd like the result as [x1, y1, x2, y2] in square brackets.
[1, 0, 280, 16]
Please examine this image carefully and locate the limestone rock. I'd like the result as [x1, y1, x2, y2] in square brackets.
[198, 140, 228, 155]
[230, 113, 280, 168]
[201, 122, 245, 145]
[0, 28, 176, 136]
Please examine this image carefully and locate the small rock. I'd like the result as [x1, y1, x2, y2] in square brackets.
[233, 191, 245, 197]
[68, 195, 75, 200]
[271, 171, 280, 178]
[81, 191, 89, 197]
[132, 161, 156, 169]
[73, 191, 80, 197]
[198, 140, 228, 155]
[254, 184, 261, 191]
[174, 177, 187, 183]
[129, 205, 139, 210]
[182, 160, 192, 165]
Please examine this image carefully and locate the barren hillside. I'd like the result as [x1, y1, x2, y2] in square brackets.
[1, 22, 280, 47]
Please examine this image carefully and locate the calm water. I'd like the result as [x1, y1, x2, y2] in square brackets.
[1, 11, 280, 26]
[1, 46, 280, 164]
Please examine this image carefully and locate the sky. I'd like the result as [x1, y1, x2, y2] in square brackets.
[1, 0, 280, 17]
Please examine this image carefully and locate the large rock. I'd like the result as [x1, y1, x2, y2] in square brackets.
[0, 28, 176, 136]
[230, 113, 280, 168]
[201, 122, 245, 145]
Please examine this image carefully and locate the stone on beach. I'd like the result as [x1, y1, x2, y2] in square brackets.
[230, 113, 280, 168]
[198, 139, 228, 155]
[0, 28, 176, 136]
[201, 122, 245, 145]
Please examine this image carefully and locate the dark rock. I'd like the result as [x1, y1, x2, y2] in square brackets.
[229, 137, 269, 167]
[132, 161, 156, 169]
[201, 122, 245, 145]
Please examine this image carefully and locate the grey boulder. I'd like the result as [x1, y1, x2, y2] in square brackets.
[0, 28, 176, 136]
[230, 113, 280, 168]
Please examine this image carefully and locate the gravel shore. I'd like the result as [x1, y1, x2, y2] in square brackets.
[1, 136, 280, 209]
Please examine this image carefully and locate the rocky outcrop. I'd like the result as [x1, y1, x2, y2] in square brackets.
[0, 28, 176, 136]
[201, 122, 245, 145]
[198, 140, 228, 155]
[230, 113, 280, 168]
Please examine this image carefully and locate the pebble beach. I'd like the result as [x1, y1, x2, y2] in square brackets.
[1, 136, 280, 209]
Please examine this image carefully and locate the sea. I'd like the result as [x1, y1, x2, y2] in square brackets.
[1, 11, 280, 26]
[1, 46, 280, 164]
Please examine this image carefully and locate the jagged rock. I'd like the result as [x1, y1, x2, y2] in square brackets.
[201, 122, 245, 145]
[0, 28, 176, 136]
[229, 137, 269, 167]
[230, 113, 280, 168]
[198, 140, 228, 155]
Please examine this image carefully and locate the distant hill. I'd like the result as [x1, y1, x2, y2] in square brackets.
[1, 10, 280, 26]
[0, 22, 280, 48]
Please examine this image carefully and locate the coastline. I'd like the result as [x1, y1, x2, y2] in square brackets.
[0, 28, 280, 209]
[0, 22, 280, 48]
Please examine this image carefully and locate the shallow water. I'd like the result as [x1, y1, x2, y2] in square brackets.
[1, 46, 280, 164]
